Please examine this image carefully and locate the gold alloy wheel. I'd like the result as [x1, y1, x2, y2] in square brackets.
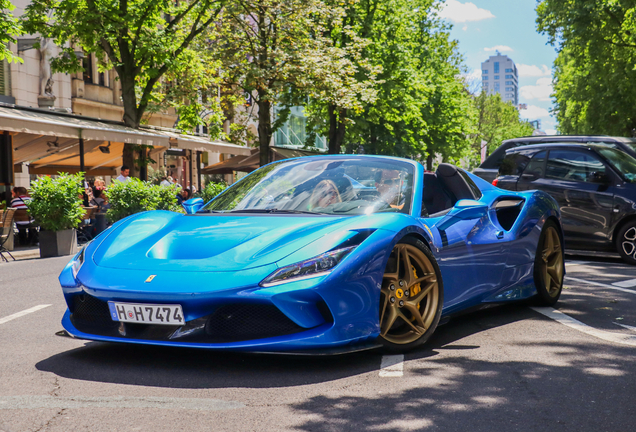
[538, 225, 564, 297]
[380, 244, 439, 345]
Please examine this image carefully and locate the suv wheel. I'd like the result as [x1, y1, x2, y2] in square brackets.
[617, 221, 636, 265]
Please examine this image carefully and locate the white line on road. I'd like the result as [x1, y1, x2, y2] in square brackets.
[379, 354, 404, 377]
[0, 395, 244, 411]
[614, 322, 636, 333]
[531, 307, 636, 347]
[613, 279, 636, 288]
[565, 276, 636, 295]
[0, 305, 51, 325]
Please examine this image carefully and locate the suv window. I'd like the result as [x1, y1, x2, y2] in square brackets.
[499, 153, 530, 176]
[480, 141, 525, 169]
[522, 151, 547, 178]
[546, 150, 606, 182]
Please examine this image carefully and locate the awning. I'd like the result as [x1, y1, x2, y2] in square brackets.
[0, 105, 251, 174]
[200, 155, 249, 175]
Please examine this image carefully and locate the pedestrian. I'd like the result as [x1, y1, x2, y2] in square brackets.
[10, 186, 36, 246]
[115, 165, 131, 183]
[160, 176, 171, 187]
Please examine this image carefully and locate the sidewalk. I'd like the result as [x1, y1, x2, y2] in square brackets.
[1, 246, 40, 262]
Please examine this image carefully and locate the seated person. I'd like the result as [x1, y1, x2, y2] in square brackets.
[308, 179, 342, 211]
[375, 170, 405, 209]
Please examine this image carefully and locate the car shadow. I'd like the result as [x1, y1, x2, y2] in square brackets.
[35, 304, 535, 389]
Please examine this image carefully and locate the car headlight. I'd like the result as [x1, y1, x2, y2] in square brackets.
[260, 246, 356, 287]
[71, 247, 86, 278]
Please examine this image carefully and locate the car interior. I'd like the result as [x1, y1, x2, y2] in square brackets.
[422, 164, 479, 216]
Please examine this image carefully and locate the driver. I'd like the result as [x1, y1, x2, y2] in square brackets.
[375, 169, 404, 209]
[308, 179, 342, 210]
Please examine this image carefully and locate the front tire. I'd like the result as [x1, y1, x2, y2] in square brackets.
[379, 237, 443, 352]
[616, 221, 636, 265]
[533, 220, 564, 306]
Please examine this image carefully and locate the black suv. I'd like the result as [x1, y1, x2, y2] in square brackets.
[494, 143, 636, 264]
[474, 135, 636, 183]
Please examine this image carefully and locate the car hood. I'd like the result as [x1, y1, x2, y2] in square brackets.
[91, 211, 366, 272]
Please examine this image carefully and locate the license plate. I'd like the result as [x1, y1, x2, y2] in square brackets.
[108, 302, 184, 325]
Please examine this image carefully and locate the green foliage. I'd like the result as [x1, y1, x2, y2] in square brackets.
[106, 178, 180, 222]
[536, 0, 636, 135]
[27, 173, 84, 232]
[200, 181, 227, 204]
[305, 0, 474, 165]
[470, 92, 534, 168]
[0, 0, 24, 63]
[24, 0, 225, 129]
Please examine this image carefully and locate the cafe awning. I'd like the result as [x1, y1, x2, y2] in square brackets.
[200, 146, 322, 174]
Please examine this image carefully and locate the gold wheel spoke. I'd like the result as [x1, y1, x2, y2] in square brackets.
[403, 302, 427, 329]
[380, 307, 398, 336]
[379, 292, 390, 325]
[411, 282, 435, 304]
[402, 248, 414, 286]
[409, 273, 435, 289]
[398, 310, 423, 335]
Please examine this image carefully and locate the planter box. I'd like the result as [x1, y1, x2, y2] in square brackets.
[39, 229, 79, 258]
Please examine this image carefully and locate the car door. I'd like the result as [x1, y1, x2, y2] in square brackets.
[521, 149, 615, 249]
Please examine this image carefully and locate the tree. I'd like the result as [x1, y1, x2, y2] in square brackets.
[24, 0, 225, 129]
[536, 0, 636, 135]
[212, 0, 377, 166]
[470, 92, 533, 165]
[306, 0, 474, 167]
[1, 0, 24, 63]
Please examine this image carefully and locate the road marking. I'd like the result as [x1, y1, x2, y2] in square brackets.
[379, 354, 404, 377]
[531, 307, 636, 347]
[614, 322, 636, 333]
[613, 279, 636, 288]
[0, 305, 51, 325]
[0, 395, 244, 411]
[565, 276, 636, 295]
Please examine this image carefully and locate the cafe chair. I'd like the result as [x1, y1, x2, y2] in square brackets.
[0, 208, 16, 262]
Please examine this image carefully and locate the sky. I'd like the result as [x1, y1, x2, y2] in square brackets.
[438, 0, 558, 134]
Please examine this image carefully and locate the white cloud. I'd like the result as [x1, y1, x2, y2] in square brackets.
[520, 105, 550, 119]
[520, 77, 553, 101]
[484, 45, 513, 52]
[462, 25, 468, 31]
[517, 64, 551, 77]
[439, 0, 495, 23]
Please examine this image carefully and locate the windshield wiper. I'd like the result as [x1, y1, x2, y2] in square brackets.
[228, 208, 322, 215]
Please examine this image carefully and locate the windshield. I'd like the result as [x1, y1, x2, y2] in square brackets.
[200, 157, 415, 215]
[597, 147, 636, 182]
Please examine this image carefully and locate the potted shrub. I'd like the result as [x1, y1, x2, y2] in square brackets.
[106, 178, 180, 222]
[27, 172, 84, 258]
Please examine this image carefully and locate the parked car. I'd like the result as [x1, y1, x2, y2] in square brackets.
[494, 142, 636, 264]
[59, 155, 564, 354]
[474, 135, 636, 183]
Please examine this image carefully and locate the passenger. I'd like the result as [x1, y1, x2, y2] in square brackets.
[308, 179, 341, 210]
[375, 170, 404, 209]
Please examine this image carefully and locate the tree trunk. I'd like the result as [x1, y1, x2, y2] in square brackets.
[120, 74, 140, 128]
[122, 145, 140, 178]
[426, 154, 434, 171]
[328, 105, 347, 154]
[257, 97, 272, 167]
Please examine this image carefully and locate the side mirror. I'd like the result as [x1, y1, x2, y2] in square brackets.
[182, 197, 204, 214]
[589, 171, 610, 184]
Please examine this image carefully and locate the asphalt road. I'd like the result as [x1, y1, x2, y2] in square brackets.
[1, 254, 635, 432]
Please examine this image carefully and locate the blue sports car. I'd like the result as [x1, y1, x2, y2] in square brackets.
[59, 155, 565, 353]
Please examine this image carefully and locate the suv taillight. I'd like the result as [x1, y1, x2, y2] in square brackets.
[492, 178, 499, 186]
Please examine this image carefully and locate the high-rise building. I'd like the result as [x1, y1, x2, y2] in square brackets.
[481, 52, 518, 105]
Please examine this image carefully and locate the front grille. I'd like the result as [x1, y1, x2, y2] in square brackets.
[69, 294, 310, 343]
[205, 304, 304, 342]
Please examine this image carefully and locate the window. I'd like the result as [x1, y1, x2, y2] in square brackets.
[522, 151, 547, 178]
[505, 87, 513, 91]
[482, 69, 489, 74]
[494, 75, 499, 80]
[499, 153, 530, 176]
[546, 150, 606, 182]
[482, 76, 488, 80]
[494, 62, 500, 73]
[494, 83, 500, 91]
[505, 68, 513, 73]
[505, 81, 513, 85]
[82, 55, 93, 84]
[483, 83, 489, 89]
[505, 74, 513, 79]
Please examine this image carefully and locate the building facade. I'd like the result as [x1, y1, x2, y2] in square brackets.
[481, 53, 518, 105]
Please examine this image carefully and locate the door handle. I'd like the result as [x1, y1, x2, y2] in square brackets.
[496, 230, 504, 239]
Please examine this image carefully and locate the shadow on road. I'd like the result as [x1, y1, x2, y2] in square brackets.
[36, 305, 534, 389]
